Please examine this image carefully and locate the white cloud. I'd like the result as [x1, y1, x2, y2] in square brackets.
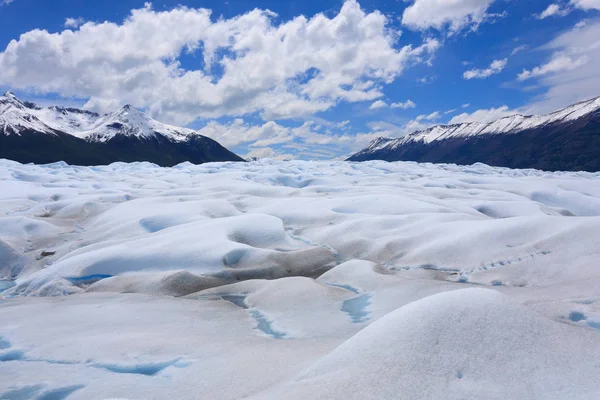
[1, 0, 15, 6]
[416, 111, 441, 121]
[521, 18, 600, 113]
[337, 120, 351, 129]
[64, 18, 86, 29]
[462, 103, 471, 108]
[401, 0, 499, 34]
[369, 100, 387, 110]
[0, 1, 439, 125]
[517, 54, 588, 81]
[536, 4, 570, 19]
[390, 99, 416, 109]
[511, 45, 528, 56]
[444, 108, 457, 114]
[417, 75, 436, 85]
[449, 105, 517, 124]
[367, 120, 419, 137]
[197, 118, 382, 159]
[367, 107, 455, 139]
[463, 58, 508, 79]
[369, 99, 416, 110]
[535, 1, 600, 20]
[196, 119, 291, 148]
[570, 0, 600, 10]
[368, 111, 440, 138]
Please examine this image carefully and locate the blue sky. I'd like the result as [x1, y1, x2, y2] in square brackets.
[1, 0, 599, 159]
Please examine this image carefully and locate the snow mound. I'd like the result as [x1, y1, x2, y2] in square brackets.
[254, 288, 600, 400]
[9, 213, 336, 296]
[88, 270, 224, 297]
[2, 159, 600, 399]
[0, 217, 64, 279]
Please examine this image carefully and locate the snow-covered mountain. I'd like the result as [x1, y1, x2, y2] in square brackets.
[349, 97, 600, 172]
[0, 92, 57, 135]
[1, 92, 196, 142]
[0, 92, 244, 166]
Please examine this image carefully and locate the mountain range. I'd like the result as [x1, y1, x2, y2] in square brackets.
[0, 92, 244, 166]
[3, 91, 600, 171]
[349, 97, 600, 172]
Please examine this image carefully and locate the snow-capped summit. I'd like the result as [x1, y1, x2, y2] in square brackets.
[79, 104, 196, 143]
[0, 92, 55, 135]
[397, 96, 600, 145]
[1, 92, 196, 143]
[1, 91, 26, 111]
[360, 136, 393, 152]
[0, 93, 244, 166]
[3, 91, 18, 101]
[349, 96, 600, 172]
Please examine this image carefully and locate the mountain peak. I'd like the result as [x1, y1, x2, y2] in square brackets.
[2, 91, 22, 104]
[119, 104, 147, 114]
[115, 104, 147, 119]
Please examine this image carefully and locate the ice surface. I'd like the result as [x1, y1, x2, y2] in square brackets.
[252, 289, 600, 400]
[1, 159, 600, 399]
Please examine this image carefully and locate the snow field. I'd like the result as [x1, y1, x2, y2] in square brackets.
[1, 159, 600, 399]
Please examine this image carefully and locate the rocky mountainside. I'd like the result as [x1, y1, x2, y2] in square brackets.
[0, 92, 244, 166]
[348, 97, 600, 172]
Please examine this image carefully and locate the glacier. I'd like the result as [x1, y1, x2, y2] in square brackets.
[1, 158, 600, 399]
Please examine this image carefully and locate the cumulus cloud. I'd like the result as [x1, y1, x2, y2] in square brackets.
[463, 58, 508, 79]
[369, 100, 387, 110]
[369, 99, 416, 110]
[517, 54, 589, 81]
[416, 111, 441, 122]
[449, 105, 517, 124]
[521, 18, 600, 113]
[64, 17, 86, 29]
[390, 99, 416, 109]
[570, 0, 600, 10]
[401, 0, 499, 33]
[196, 119, 290, 148]
[197, 118, 382, 159]
[0, 1, 439, 126]
[535, 1, 600, 19]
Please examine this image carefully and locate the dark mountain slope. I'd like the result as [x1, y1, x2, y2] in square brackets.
[0, 92, 244, 166]
[349, 98, 600, 172]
